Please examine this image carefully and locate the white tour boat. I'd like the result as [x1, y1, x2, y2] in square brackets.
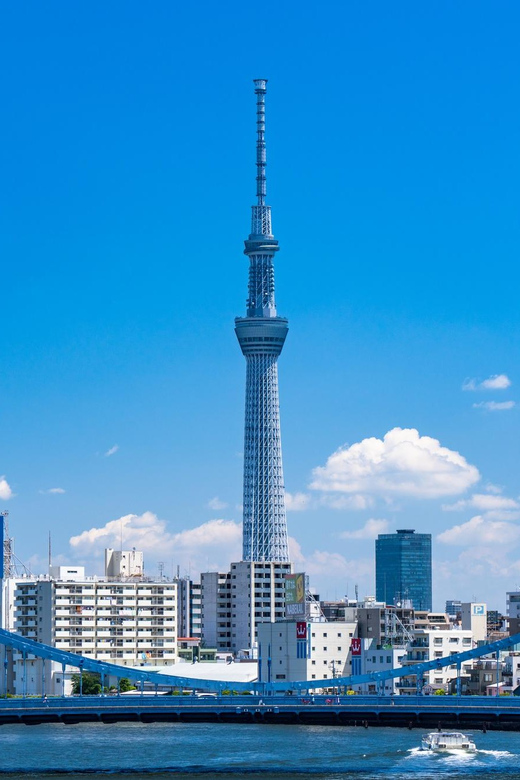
[421, 731, 476, 752]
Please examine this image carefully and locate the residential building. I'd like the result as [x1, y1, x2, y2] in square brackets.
[398, 629, 473, 693]
[11, 562, 178, 695]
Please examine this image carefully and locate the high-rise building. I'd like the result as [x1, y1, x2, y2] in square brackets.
[375, 529, 432, 612]
[235, 79, 289, 563]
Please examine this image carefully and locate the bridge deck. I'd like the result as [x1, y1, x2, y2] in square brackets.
[1, 696, 519, 729]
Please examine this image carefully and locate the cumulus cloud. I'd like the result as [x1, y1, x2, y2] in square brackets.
[442, 493, 519, 520]
[104, 445, 119, 457]
[341, 518, 390, 540]
[40, 487, 66, 495]
[207, 497, 228, 511]
[69, 512, 242, 577]
[285, 492, 311, 511]
[463, 374, 512, 391]
[437, 515, 520, 547]
[310, 427, 480, 500]
[319, 494, 374, 510]
[0, 477, 14, 500]
[472, 401, 515, 411]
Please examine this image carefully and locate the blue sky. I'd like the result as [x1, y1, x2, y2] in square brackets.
[1, 1, 519, 610]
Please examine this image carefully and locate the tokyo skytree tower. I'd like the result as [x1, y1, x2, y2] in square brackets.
[235, 79, 289, 563]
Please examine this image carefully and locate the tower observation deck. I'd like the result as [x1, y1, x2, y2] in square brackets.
[235, 79, 289, 563]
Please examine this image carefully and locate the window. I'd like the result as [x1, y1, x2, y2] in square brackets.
[311, 660, 316, 665]
[323, 660, 327, 665]
[275, 674, 286, 680]
[323, 633, 327, 637]
[337, 633, 342, 638]
[337, 647, 342, 652]
[311, 674, 316, 679]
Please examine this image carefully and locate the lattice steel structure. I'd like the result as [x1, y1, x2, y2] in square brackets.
[235, 79, 289, 562]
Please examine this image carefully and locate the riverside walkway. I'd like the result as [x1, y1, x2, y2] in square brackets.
[1, 694, 520, 729]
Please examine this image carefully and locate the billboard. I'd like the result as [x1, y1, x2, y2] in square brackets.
[285, 573, 305, 618]
[296, 621, 307, 640]
[350, 637, 361, 656]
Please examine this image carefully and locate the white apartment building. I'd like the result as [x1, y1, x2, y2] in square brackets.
[12, 571, 178, 695]
[353, 639, 407, 696]
[257, 620, 357, 686]
[202, 562, 292, 654]
[399, 629, 473, 693]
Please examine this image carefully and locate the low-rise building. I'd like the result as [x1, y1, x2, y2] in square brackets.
[257, 620, 357, 687]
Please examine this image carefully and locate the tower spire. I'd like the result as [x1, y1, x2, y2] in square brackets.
[250, 79, 273, 238]
[254, 79, 267, 207]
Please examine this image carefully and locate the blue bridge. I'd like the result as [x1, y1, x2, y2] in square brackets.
[1, 628, 520, 729]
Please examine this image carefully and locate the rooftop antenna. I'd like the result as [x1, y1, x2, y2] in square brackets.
[355, 584, 359, 604]
[158, 561, 165, 581]
[48, 531, 52, 572]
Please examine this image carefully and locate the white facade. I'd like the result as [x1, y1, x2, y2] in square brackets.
[202, 562, 292, 654]
[12, 575, 178, 695]
[257, 620, 357, 686]
[400, 629, 473, 693]
[105, 549, 144, 580]
[353, 640, 406, 695]
[461, 602, 487, 642]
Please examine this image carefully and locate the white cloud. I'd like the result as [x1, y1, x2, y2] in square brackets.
[207, 497, 228, 511]
[437, 515, 520, 547]
[443, 493, 519, 513]
[40, 487, 66, 495]
[0, 477, 14, 500]
[319, 494, 373, 510]
[69, 512, 242, 578]
[310, 427, 480, 500]
[472, 401, 515, 411]
[285, 492, 311, 511]
[463, 374, 512, 391]
[484, 483, 503, 495]
[481, 374, 512, 390]
[104, 445, 119, 457]
[289, 537, 373, 589]
[341, 518, 389, 540]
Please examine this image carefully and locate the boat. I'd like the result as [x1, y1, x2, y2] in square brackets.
[421, 731, 476, 752]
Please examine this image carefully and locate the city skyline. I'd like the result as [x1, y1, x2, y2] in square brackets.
[0, 2, 519, 610]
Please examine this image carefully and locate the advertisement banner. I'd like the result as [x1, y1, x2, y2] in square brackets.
[350, 637, 361, 656]
[296, 621, 307, 640]
[285, 573, 305, 617]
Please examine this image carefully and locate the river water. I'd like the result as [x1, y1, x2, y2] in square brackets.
[0, 722, 519, 779]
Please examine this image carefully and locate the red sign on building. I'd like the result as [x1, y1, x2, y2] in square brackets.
[350, 637, 361, 656]
[296, 622, 307, 639]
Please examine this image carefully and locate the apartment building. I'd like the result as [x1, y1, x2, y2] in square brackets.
[12, 563, 178, 695]
[201, 562, 292, 655]
[398, 629, 473, 693]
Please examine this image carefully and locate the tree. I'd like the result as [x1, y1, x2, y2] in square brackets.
[118, 678, 135, 692]
[71, 672, 101, 695]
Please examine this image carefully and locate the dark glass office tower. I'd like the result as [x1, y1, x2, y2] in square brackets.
[375, 529, 432, 611]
